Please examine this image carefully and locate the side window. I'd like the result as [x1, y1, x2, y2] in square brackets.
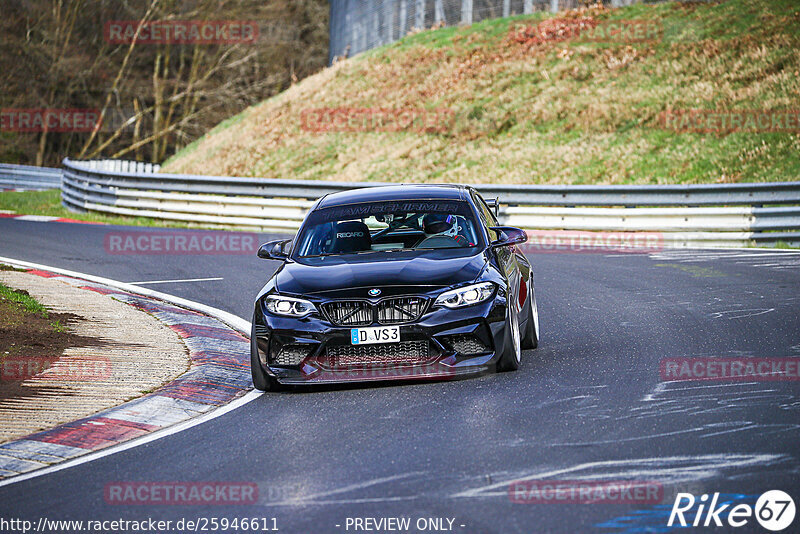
[472, 192, 499, 242]
[484, 200, 499, 226]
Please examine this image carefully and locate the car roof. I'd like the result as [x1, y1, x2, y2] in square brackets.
[316, 184, 470, 209]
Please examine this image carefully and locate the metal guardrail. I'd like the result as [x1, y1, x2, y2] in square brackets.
[0, 163, 62, 191]
[61, 158, 800, 248]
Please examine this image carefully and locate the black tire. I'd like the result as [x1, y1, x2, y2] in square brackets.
[250, 315, 281, 392]
[521, 273, 539, 350]
[496, 300, 521, 372]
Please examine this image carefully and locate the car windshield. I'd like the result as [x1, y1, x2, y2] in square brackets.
[294, 200, 482, 257]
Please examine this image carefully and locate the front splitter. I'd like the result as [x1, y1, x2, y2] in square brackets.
[271, 361, 493, 385]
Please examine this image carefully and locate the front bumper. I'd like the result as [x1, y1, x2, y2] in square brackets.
[252, 295, 510, 385]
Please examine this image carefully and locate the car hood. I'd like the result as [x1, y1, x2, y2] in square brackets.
[275, 249, 489, 297]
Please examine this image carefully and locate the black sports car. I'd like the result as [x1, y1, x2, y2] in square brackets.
[250, 184, 539, 390]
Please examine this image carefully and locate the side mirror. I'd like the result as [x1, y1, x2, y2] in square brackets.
[489, 226, 527, 247]
[257, 239, 291, 260]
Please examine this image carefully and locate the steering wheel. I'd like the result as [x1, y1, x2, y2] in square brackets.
[372, 215, 412, 241]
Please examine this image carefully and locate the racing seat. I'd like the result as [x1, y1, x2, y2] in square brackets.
[330, 221, 372, 253]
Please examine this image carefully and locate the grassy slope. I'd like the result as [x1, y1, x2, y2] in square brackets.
[162, 0, 800, 185]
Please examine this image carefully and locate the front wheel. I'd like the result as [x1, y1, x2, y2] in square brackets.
[496, 301, 521, 372]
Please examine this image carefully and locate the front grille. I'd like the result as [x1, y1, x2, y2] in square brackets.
[377, 297, 426, 325]
[326, 340, 429, 368]
[272, 343, 314, 366]
[322, 297, 427, 326]
[442, 334, 489, 355]
[321, 301, 372, 326]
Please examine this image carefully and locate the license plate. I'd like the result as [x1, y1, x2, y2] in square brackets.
[351, 326, 400, 345]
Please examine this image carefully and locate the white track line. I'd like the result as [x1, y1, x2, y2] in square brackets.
[695, 252, 800, 259]
[0, 256, 259, 487]
[129, 277, 224, 285]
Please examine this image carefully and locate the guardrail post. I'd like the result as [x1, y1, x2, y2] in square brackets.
[400, 0, 407, 36]
[372, 9, 380, 48]
[503, 0, 510, 18]
[386, 0, 394, 43]
[434, 0, 444, 24]
[461, 0, 473, 25]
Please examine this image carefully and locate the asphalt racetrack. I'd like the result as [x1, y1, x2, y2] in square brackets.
[1, 219, 799, 533]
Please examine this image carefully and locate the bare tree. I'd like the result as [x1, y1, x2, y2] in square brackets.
[0, 0, 329, 166]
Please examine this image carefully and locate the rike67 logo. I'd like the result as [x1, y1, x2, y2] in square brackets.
[669, 490, 795, 531]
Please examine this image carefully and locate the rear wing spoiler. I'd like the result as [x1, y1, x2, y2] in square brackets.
[485, 197, 500, 218]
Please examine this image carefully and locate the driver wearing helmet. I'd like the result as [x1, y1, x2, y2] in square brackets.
[420, 214, 467, 246]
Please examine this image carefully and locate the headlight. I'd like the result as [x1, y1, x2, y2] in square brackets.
[263, 295, 317, 317]
[434, 282, 495, 309]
